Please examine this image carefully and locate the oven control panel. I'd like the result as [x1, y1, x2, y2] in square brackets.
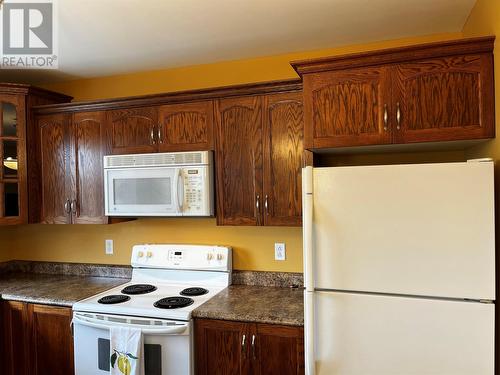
[131, 244, 232, 271]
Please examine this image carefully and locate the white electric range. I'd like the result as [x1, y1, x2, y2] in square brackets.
[72, 244, 232, 375]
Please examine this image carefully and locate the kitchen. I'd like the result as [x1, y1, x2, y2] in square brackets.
[0, 0, 498, 374]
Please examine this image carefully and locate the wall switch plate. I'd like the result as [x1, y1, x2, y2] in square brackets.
[105, 239, 113, 255]
[275, 242, 286, 261]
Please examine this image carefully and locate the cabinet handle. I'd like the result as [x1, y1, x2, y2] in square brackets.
[70, 199, 77, 216]
[251, 334, 256, 360]
[264, 195, 269, 215]
[383, 104, 388, 131]
[150, 126, 156, 145]
[256, 195, 261, 225]
[64, 199, 71, 214]
[241, 334, 247, 358]
[157, 124, 163, 144]
[396, 102, 401, 130]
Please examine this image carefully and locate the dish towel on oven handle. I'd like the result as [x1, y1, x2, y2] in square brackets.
[110, 326, 144, 375]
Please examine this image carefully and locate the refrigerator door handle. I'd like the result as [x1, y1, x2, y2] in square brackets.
[303, 166, 314, 291]
[305, 291, 315, 375]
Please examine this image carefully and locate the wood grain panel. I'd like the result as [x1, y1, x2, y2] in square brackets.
[253, 323, 304, 375]
[158, 101, 214, 151]
[71, 111, 107, 224]
[2, 301, 30, 375]
[393, 54, 495, 143]
[215, 96, 263, 226]
[263, 93, 304, 226]
[37, 114, 71, 224]
[26, 92, 71, 223]
[303, 67, 391, 148]
[106, 107, 158, 154]
[194, 319, 250, 375]
[29, 304, 74, 375]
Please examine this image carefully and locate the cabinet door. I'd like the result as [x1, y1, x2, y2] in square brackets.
[303, 66, 391, 148]
[392, 54, 495, 144]
[252, 324, 304, 375]
[37, 114, 72, 224]
[2, 301, 30, 375]
[70, 111, 107, 224]
[195, 319, 250, 375]
[263, 93, 304, 226]
[215, 97, 263, 226]
[158, 101, 214, 151]
[106, 107, 158, 154]
[29, 304, 74, 375]
[0, 95, 27, 224]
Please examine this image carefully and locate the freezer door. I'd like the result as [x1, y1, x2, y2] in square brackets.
[312, 162, 495, 299]
[312, 291, 494, 375]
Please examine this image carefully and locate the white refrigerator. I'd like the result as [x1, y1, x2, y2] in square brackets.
[302, 161, 496, 375]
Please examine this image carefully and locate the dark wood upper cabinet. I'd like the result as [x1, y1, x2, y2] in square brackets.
[34, 111, 107, 224]
[215, 96, 263, 226]
[37, 113, 72, 224]
[215, 92, 304, 227]
[0, 85, 70, 225]
[292, 36, 495, 149]
[263, 92, 304, 226]
[106, 107, 158, 154]
[195, 319, 304, 375]
[392, 53, 494, 144]
[158, 101, 214, 151]
[71, 111, 107, 224]
[303, 66, 391, 148]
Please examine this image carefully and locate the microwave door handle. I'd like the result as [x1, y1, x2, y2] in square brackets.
[72, 314, 189, 335]
[176, 169, 184, 213]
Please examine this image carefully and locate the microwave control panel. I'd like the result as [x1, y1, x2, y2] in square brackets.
[182, 167, 210, 215]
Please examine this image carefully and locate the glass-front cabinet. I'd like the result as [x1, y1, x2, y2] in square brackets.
[0, 95, 26, 224]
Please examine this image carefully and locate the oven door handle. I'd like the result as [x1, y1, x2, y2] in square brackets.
[72, 314, 189, 335]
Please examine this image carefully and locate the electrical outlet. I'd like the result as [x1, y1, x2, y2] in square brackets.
[275, 242, 286, 261]
[105, 239, 114, 255]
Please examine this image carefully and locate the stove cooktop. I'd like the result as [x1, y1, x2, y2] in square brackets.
[74, 280, 225, 321]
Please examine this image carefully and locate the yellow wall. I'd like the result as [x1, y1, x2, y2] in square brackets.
[44, 33, 461, 101]
[0, 219, 302, 272]
[0, 31, 478, 272]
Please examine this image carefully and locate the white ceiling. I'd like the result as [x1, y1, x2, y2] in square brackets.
[1, 0, 476, 84]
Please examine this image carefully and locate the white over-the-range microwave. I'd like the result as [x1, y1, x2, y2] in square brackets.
[104, 151, 214, 217]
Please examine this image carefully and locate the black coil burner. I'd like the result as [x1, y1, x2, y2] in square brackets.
[98, 295, 131, 304]
[180, 287, 209, 296]
[121, 284, 157, 295]
[154, 297, 194, 309]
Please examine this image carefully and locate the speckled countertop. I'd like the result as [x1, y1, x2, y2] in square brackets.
[0, 272, 129, 307]
[0, 262, 304, 326]
[192, 285, 304, 326]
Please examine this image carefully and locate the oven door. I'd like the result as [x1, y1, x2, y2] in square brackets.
[104, 167, 182, 216]
[72, 312, 192, 375]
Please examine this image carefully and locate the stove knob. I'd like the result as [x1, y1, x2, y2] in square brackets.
[146, 251, 153, 258]
[138, 251, 144, 258]
[217, 253, 224, 261]
[207, 253, 213, 260]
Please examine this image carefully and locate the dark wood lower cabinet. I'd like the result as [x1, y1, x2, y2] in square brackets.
[2, 301, 30, 375]
[195, 319, 304, 375]
[1, 301, 74, 375]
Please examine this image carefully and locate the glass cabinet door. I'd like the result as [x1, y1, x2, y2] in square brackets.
[0, 99, 22, 222]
